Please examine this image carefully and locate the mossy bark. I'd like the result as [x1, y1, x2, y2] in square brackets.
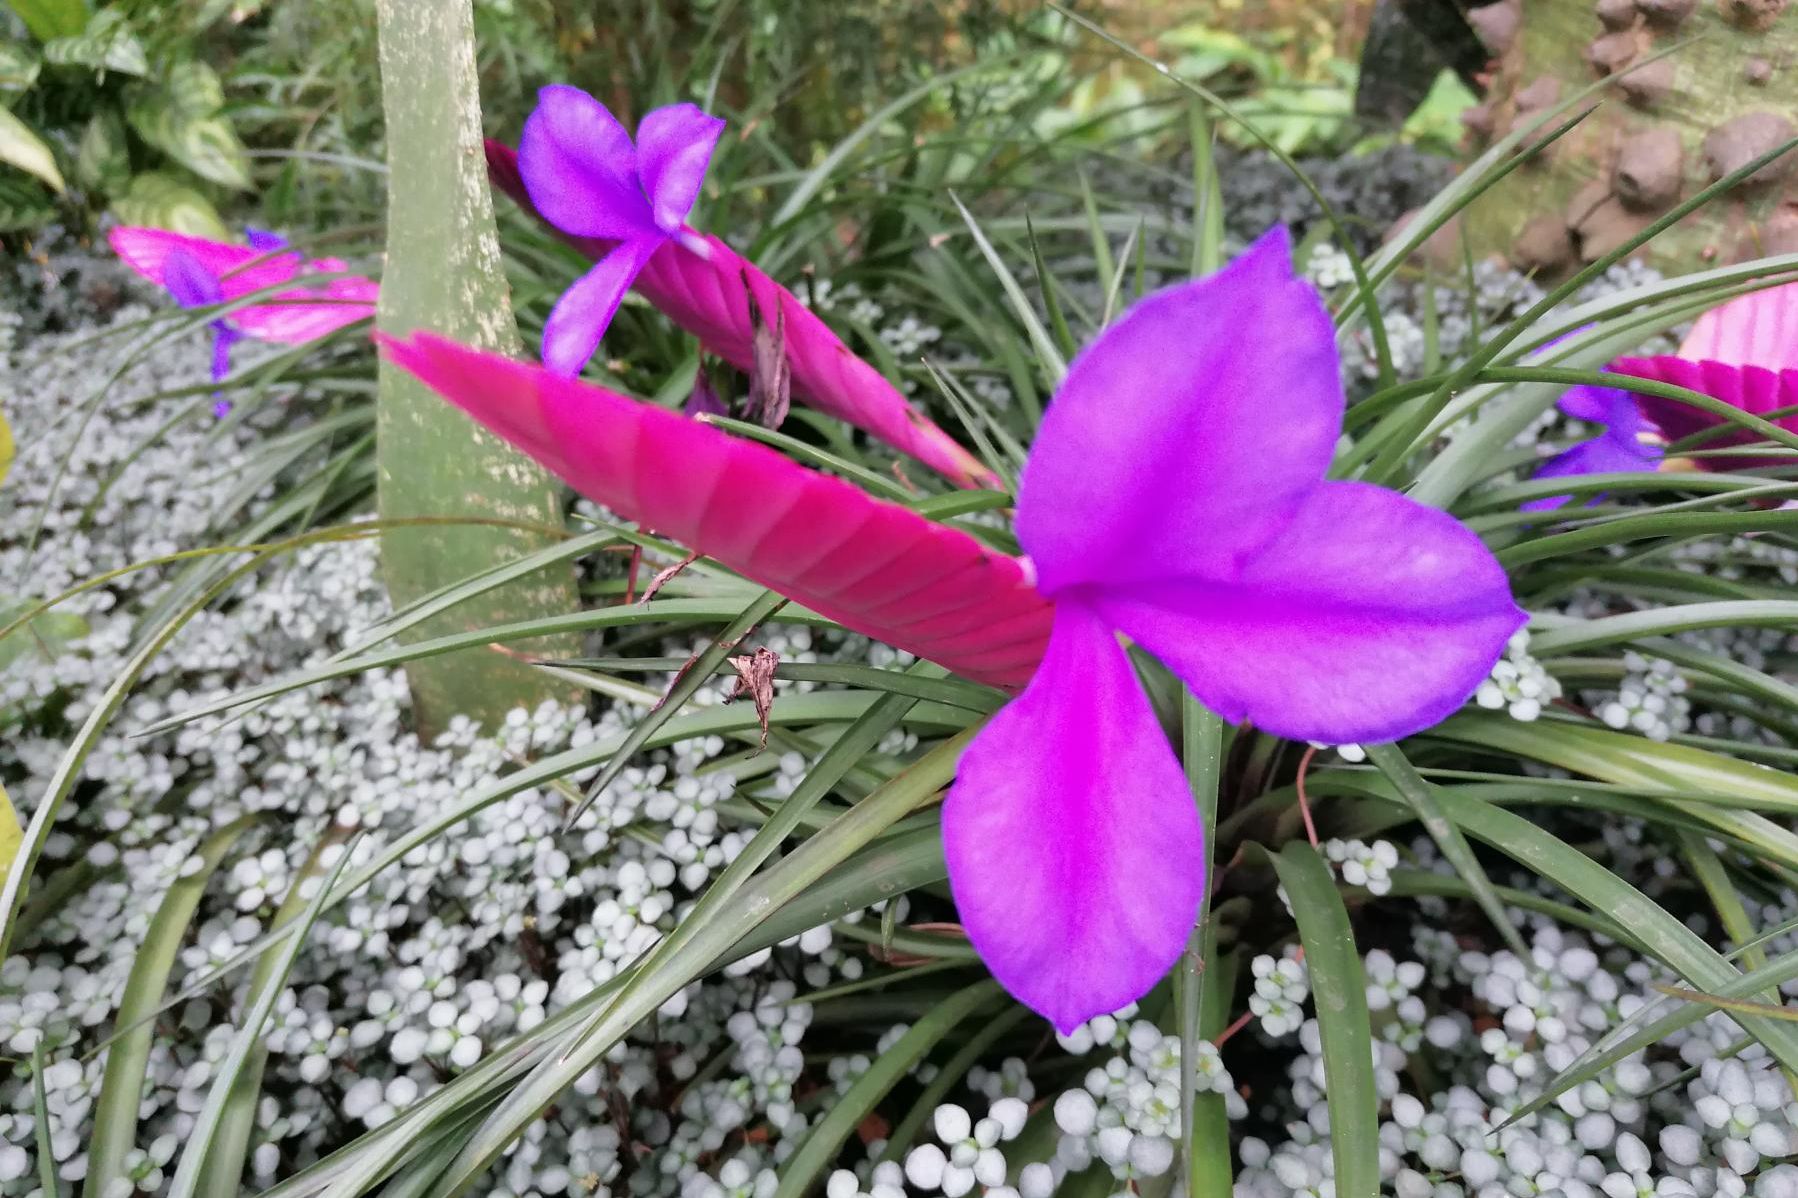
[374, 0, 579, 737]
[1460, 0, 1798, 275]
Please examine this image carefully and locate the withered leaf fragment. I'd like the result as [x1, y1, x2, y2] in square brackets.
[726, 647, 780, 750]
[744, 281, 792, 430]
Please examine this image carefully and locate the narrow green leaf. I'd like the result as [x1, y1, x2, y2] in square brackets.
[1434, 714, 1798, 812]
[776, 981, 1003, 1198]
[1026, 213, 1077, 359]
[589, 665, 930, 1042]
[1528, 601, 1798, 656]
[1268, 843, 1380, 1198]
[1431, 788, 1798, 1077]
[570, 588, 788, 824]
[949, 192, 1068, 384]
[1178, 698, 1228, 1198]
[1188, 105, 1223, 278]
[1364, 743, 1530, 959]
[87, 817, 256, 1197]
[880, 1005, 1031, 1161]
[424, 731, 978, 1195]
[165, 833, 358, 1198]
[32, 1040, 59, 1196]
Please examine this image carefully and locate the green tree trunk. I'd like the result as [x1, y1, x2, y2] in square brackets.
[374, 0, 580, 737]
[1459, 0, 1798, 274]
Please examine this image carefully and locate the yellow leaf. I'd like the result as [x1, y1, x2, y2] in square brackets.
[0, 783, 20, 893]
[0, 400, 12, 489]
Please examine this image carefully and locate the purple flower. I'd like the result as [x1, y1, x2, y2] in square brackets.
[160, 246, 246, 417]
[110, 224, 379, 419]
[384, 228, 1525, 1032]
[943, 229, 1524, 1030]
[518, 85, 724, 376]
[1523, 384, 1665, 511]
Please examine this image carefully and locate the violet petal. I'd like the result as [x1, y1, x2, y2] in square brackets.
[1523, 432, 1662, 512]
[519, 84, 657, 241]
[942, 602, 1204, 1031]
[541, 237, 661, 376]
[635, 103, 725, 235]
[1017, 227, 1342, 594]
[162, 247, 224, 309]
[1089, 480, 1525, 745]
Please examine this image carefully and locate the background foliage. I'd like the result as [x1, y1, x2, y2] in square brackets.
[3, 2, 1798, 1197]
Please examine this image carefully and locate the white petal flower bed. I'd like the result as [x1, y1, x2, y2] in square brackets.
[3, 245, 1798, 1198]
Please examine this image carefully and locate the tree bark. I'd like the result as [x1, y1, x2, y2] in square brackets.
[374, 0, 580, 737]
[1458, 0, 1798, 275]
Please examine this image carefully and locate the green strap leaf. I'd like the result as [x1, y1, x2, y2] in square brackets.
[1268, 842, 1381, 1198]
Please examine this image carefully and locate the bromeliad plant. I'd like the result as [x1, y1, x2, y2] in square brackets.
[21, 9, 1798, 1193]
[385, 224, 1525, 1028]
[486, 86, 1001, 489]
[1528, 282, 1798, 505]
[109, 225, 378, 411]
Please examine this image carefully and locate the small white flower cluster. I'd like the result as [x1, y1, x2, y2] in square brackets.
[1304, 243, 1356, 290]
[1477, 630, 1563, 723]
[1324, 837, 1400, 897]
[1037, 1013, 1241, 1196]
[1592, 653, 1692, 743]
[1250, 947, 1310, 1038]
[1237, 912, 1798, 1198]
[0, 258, 911, 1195]
[902, 1099, 1029, 1198]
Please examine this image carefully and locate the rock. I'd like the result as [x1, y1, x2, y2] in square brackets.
[1617, 57, 1676, 108]
[1720, 0, 1789, 29]
[1468, 0, 1522, 55]
[1385, 207, 1467, 272]
[1463, 103, 1497, 140]
[1702, 112, 1798, 186]
[1566, 180, 1614, 229]
[1745, 58, 1773, 86]
[1614, 128, 1684, 209]
[1585, 30, 1643, 75]
[1514, 76, 1563, 122]
[1634, 0, 1697, 25]
[1738, 204, 1798, 259]
[1571, 194, 1657, 262]
[1596, 0, 1639, 27]
[1514, 214, 1577, 272]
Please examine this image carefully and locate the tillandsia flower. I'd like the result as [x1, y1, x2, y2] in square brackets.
[1523, 384, 1665, 512]
[109, 226, 379, 414]
[1614, 280, 1798, 464]
[1526, 282, 1798, 503]
[380, 229, 1524, 1030]
[492, 87, 1001, 489]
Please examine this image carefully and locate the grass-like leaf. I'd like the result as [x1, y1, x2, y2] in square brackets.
[1268, 842, 1380, 1198]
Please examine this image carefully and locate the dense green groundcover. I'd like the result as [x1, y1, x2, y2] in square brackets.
[3, 4, 1798, 1198]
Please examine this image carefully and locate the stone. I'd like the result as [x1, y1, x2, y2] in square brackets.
[1702, 112, 1798, 186]
[1468, 1, 1522, 55]
[1614, 128, 1684, 209]
[1720, 0, 1789, 30]
[1514, 214, 1577, 272]
[1571, 194, 1657, 262]
[1617, 57, 1675, 108]
[1596, 0, 1639, 27]
[1585, 30, 1643, 75]
[1634, 0, 1697, 25]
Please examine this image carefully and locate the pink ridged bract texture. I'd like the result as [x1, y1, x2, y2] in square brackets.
[379, 331, 1050, 687]
[486, 140, 999, 490]
[108, 226, 378, 344]
[1612, 355, 1798, 463]
[1678, 281, 1798, 370]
